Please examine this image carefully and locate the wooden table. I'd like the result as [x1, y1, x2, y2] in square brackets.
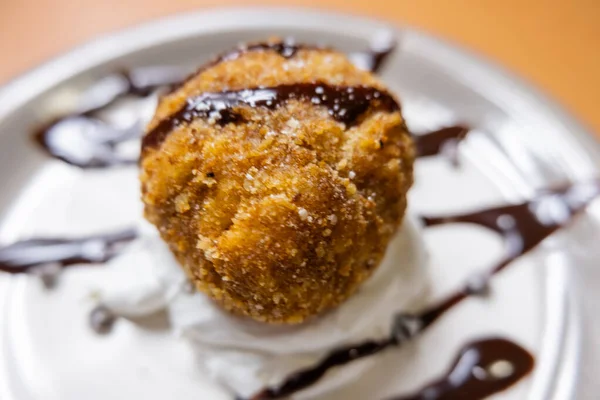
[1, 0, 598, 135]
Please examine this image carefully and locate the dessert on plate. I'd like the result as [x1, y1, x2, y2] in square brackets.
[109, 39, 428, 397]
[1, 33, 599, 400]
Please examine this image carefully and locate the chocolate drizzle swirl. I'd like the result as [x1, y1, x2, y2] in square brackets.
[0, 228, 136, 274]
[245, 179, 599, 400]
[416, 179, 600, 328]
[389, 338, 534, 400]
[413, 125, 470, 160]
[33, 67, 185, 168]
[423, 179, 600, 275]
[349, 34, 396, 74]
[141, 83, 400, 151]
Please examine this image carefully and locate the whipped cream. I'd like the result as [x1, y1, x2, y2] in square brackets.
[101, 216, 429, 398]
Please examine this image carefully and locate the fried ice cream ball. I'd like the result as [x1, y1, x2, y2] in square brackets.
[140, 41, 414, 324]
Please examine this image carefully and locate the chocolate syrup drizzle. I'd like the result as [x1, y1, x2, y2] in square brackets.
[33, 67, 185, 168]
[245, 179, 600, 400]
[349, 35, 396, 74]
[390, 338, 534, 400]
[0, 228, 136, 274]
[142, 83, 400, 151]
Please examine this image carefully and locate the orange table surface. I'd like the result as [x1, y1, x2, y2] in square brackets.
[0, 0, 598, 137]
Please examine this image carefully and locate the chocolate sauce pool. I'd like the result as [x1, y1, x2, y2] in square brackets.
[12, 38, 599, 399]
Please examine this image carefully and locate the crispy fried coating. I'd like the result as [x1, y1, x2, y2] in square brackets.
[140, 42, 414, 323]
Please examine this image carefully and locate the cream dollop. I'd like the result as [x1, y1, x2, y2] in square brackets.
[101, 216, 429, 398]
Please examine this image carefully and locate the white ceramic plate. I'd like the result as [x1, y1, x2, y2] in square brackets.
[1, 8, 599, 400]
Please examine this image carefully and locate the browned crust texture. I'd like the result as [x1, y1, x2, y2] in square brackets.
[140, 41, 414, 323]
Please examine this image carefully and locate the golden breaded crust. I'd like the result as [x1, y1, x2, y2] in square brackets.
[140, 42, 414, 323]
